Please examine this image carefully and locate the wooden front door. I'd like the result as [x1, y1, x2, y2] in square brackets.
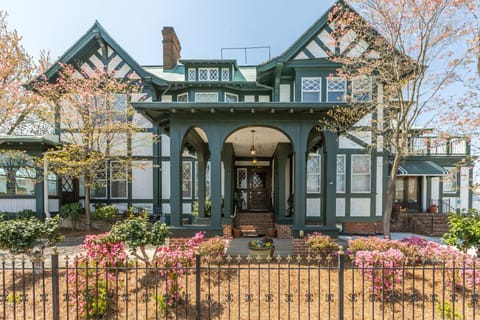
[61, 176, 79, 205]
[248, 168, 271, 211]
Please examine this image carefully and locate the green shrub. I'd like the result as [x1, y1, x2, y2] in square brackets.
[0, 216, 62, 255]
[442, 210, 480, 252]
[93, 205, 118, 220]
[59, 202, 83, 231]
[16, 209, 37, 219]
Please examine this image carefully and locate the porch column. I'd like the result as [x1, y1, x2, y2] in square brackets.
[323, 131, 337, 229]
[169, 126, 183, 226]
[293, 132, 307, 229]
[276, 143, 291, 220]
[222, 143, 234, 221]
[197, 155, 207, 218]
[209, 134, 223, 227]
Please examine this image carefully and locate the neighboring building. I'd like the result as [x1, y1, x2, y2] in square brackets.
[0, 2, 473, 236]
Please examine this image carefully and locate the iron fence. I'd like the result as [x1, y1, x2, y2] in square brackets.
[0, 252, 478, 319]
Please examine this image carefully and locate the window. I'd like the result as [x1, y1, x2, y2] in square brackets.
[307, 152, 321, 193]
[327, 77, 346, 102]
[225, 93, 238, 102]
[15, 168, 36, 195]
[110, 161, 127, 198]
[183, 161, 192, 198]
[443, 168, 457, 193]
[352, 77, 372, 102]
[91, 164, 107, 198]
[198, 68, 219, 81]
[48, 172, 57, 196]
[336, 155, 346, 193]
[0, 168, 6, 194]
[187, 69, 196, 81]
[221, 68, 230, 81]
[302, 77, 321, 102]
[351, 154, 371, 193]
[195, 92, 219, 102]
[177, 93, 188, 102]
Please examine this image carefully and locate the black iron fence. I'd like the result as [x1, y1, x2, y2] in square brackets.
[0, 252, 478, 319]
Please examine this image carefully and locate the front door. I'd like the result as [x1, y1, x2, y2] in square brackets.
[248, 168, 271, 211]
[61, 176, 79, 205]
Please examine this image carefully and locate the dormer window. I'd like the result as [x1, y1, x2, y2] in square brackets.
[352, 76, 372, 102]
[225, 93, 238, 102]
[327, 77, 346, 102]
[198, 68, 219, 81]
[221, 68, 230, 81]
[177, 93, 188, 102]
[187, 69, 196, 81]
[302, 77, 321, 102]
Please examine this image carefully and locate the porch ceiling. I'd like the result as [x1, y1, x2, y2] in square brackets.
[225, 127, 290, 157]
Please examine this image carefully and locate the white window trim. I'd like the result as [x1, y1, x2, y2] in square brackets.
[352, 76, 372, 102]
[307, 152, 322, 194]
[351, 154, 371, 193]
[183, 161, 193, 199]
[443, 167, 457, 193]
[177, 92, 188, 102]
[336, 154, 346, 193]
[91, 162, 108, 199]
[225, 92, 238, 103]
[301, 77, 322, 102]
[327, 77, 347, 102]
[187, 68, 196, 81]
[110, 161, 128, 199]
[221, 68, 230, 81]
[195, 92, 219, 102]
[198, 68, 219, 81]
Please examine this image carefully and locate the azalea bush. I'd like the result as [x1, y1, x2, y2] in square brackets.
[197, 236, 226, 265]
[305, 232, 338, 256]
[67, 233, 127, 319]
[355, 249, 405, 297]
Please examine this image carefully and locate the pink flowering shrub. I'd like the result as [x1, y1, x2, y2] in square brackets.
[67, 233, 127, 319]
[355, 249, 405, 297]
[305, 232, 338, 257]
[153, 231, 206, 314]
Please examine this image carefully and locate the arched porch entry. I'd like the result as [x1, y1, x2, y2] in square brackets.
[166, 113, 339, 237]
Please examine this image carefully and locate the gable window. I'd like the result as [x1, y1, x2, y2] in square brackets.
[195, 92, 219, 102]
[110, 161, 127, 199]
[351, 154, 371, 193]
[307, 152, 321, 193]
[443, 167, 457, 193]
[187, 69, 196, 81]
[225, 93, 238, 102]
[221, 68, 230, 81]
[352, 76, 372, 102]
[336, 155, 346, 193]
[302, 77, 321, 102]
[198, 68, 219, 81]
[327, 77, 346, 102]
[177, 93, 188, 102]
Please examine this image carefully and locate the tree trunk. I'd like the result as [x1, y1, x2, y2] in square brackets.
[84, 183, 91, 231]
[383, 156, 402, 239]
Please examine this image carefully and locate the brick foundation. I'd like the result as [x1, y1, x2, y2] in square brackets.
[343, 221, 383, 235]
[291, 238, 308, 256]
[276, 224, 292, 239]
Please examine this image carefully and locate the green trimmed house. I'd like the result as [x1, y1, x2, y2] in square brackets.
[0, 2, 473, 236]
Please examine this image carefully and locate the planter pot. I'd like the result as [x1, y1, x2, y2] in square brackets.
[248, 247, 274, 259]
[266, 229, 277, 238]
[429, 205, 438, 214]
[232, 228, 242, 238]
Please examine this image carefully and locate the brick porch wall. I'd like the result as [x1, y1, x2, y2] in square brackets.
[343, 221, 384, 235]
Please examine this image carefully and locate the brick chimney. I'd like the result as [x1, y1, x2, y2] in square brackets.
[162, 27, 181, 70]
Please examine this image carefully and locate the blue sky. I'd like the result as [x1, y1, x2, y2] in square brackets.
[2, 0, 336, 66]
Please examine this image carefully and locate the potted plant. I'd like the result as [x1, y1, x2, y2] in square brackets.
[266, 226, 277, 238]
[248, 237, 274, 258]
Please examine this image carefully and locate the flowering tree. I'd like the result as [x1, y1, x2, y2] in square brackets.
[326, 0, 473, 237]
[0, 11, 52, 135]
[35, 64, 143, 229]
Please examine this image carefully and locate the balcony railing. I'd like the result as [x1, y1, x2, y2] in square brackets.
[409, 136, 469, 156]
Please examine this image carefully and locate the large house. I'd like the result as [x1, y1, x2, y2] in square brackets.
[0, 2, 473, 236]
